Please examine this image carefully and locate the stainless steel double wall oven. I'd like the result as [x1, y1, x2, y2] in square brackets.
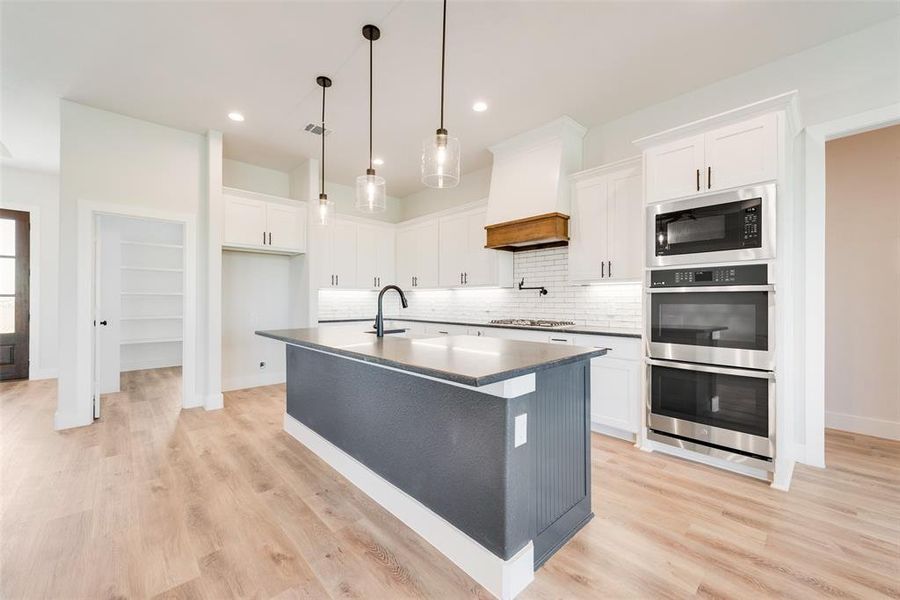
[645, 185, 776, 470]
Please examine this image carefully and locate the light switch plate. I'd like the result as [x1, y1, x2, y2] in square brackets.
[514, 413, 527, 447]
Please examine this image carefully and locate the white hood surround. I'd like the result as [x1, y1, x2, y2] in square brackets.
[485, 117, 587, 250]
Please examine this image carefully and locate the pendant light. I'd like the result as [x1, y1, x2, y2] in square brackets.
[316, 75, 335, 227]
[421, 0, 460, 189]
[355, 24, 386, 213]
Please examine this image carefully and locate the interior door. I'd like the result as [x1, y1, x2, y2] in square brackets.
[92, 216, 102, 417]
[438, 214, 468, 287]
[0, 209, 30, 380]
[605, 166, 642, 281]
[266, 203, 304, 251]
[223, 195, 267, 247]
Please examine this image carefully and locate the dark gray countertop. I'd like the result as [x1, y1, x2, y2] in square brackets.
[256, 327, 607, 387]
[318, 317, 641, 339]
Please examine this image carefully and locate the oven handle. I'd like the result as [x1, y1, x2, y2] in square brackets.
[646, 358, 776, 380]
[646, 285, 775, 294]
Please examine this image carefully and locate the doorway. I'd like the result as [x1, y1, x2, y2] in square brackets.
[824, 124, 900, 441]
[93, 214, 186, 416]
[0, 209, 30, 380]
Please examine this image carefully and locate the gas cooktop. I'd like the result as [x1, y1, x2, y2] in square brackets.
[490, 319, 575, 328]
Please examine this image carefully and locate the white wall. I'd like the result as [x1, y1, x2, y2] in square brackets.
[223, 158, 291, 197]
[399, 166, 493, 221]
[583, 18, 900, 167]
[0, 166, 59, 379]
[825, 125, 900, 440]
[57, 100, 207, 428]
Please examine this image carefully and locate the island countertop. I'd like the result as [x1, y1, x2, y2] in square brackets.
[256, 327, 607, 387]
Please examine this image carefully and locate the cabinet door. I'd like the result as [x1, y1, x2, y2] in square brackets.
[590, 357, 640, 433]
[438, 214, 468, 287]
[330, 220, 357, 288]
[266, 203, 305, 252]
[376, 228, 395, 287]
[568, 177, 609, 282]
[645, 134, 705, 203]
[314, 225, 334, 288]
[396, 227, 418, 290]
[223, 195, 267, 247]
[415, 221, 441, 288]
[605, 166, 643, 281]
[356, 224, 379, 289]
[705, 113, 777, 192]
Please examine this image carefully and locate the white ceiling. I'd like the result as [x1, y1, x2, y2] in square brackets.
[2, 1, 897, 197]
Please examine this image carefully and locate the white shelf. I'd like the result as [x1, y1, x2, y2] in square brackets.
[121, 291, 183, 296]
[120, 315, 183, 321]
[121, 337, 183, 345]
[120, 240, 183, 249]
[120, 266, 183, 273]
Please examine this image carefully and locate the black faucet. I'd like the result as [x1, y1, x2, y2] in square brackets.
[374, 284, 409, 337]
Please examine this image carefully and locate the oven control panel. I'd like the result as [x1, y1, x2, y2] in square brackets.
[649, 264, 769, 287]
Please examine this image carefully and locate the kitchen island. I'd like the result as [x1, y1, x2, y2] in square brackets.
[255, 326, 606, 599]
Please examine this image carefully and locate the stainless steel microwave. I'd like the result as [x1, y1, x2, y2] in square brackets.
[646, 264, 775, 370]
[647, 184, 775, 267]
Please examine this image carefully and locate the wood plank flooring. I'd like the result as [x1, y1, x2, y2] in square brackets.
[1, 368, 898, 599]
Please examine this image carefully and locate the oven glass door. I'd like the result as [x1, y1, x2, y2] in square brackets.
[650, 289, 769, 352]
[650, 364, 769, 438]
[655, 198, 761, 257]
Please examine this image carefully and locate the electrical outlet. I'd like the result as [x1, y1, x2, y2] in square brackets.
[514, 413, 527, 447]
[259, 361, 266, 370]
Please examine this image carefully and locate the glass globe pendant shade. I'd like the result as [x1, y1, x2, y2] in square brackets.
[316, 194, 334, 227]
[421, 129, 460, 188]
[355, 169, 386, 213]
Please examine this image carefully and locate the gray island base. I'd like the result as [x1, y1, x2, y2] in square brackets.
[255, 327, 606, 600]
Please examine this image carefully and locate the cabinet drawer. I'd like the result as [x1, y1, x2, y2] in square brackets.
[424, 323, 468, 336]
[573, 334, 641, 361]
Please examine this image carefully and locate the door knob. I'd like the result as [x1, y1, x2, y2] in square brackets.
[99, 320, 108, 326]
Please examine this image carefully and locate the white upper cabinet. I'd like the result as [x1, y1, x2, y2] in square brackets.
[568, 159, 642, 282]
[319, 219, 358, 289]
[704, 113, 777, 193]
[397, 221, 440, 290]
[644, 135, 705, 204]
[644, 113, 778, 203]
[438, 208, 513, 288]
[222, 189, 307, 254]
[357, 223, 396, 289]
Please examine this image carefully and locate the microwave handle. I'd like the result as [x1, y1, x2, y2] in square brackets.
[647, 284, 775, 294]
[646, 358, 776, 380]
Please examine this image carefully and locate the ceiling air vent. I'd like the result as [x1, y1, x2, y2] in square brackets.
[304, 123, 332, 136]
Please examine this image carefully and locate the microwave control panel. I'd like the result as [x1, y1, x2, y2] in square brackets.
[649, 264, 769, 287]
[743, 205, 761, 243]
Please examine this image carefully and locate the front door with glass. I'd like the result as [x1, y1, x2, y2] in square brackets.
[0, 209, 30, 380]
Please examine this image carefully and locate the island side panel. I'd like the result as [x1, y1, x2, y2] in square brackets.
[285, 344, 533, 561]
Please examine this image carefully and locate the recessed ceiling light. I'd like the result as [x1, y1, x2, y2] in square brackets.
[228, 111, 245, 122]
[472, 101, 488, 112]
[373, 157, 384, 166]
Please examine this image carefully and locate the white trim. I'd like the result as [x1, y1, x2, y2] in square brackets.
[590, 421, 636, 442]
[279, 340, 536, 398]
[770, 458, 795, 492]
[800, 102, 900, 467]
[633, 91, 801, 148]
[0, 202, 43, 380]
[222, 185, 305, 207]
[644, 438, 770, 482]
[203, 392, 224, 411]
[207, 131, 224, 412]
[28, 368, 58, 381]
[570, 155, 642, 182]
[67, 200, 198, 429]
[222, 371, 286, 392]
[826, 412, 900, 442]
[283, 413, 535, 600]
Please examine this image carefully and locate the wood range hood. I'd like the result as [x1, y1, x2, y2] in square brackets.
[483, 117, 586, 252]
[485, 212, 570, 251]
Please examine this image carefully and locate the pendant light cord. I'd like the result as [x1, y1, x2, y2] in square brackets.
[320, 83, 326, 195]
[369, 36, 374, 171]
[440, 0, 446, 130]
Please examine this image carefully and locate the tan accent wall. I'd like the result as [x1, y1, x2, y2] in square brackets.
[825, 124, 900, 439]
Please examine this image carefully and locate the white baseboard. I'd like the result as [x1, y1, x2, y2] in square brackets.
[120, 358, 183, 372]
[204, 392, 224, 411]
[826, 411, 900, 441]
[222, 371, 286, 392]
[283, 413, 535, 600]
[28, 368, 59, 381]
[590, 421, 636, 442]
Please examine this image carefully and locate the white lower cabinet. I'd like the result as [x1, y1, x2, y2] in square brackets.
[574, 334, 642, 435]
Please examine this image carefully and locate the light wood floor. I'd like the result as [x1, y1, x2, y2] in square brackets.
[2, 369, 898, 599]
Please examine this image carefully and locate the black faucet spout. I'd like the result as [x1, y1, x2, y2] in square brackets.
[375, 284, 408, 337]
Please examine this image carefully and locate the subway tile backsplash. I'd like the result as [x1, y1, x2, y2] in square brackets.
[318, 247, 642, 330]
